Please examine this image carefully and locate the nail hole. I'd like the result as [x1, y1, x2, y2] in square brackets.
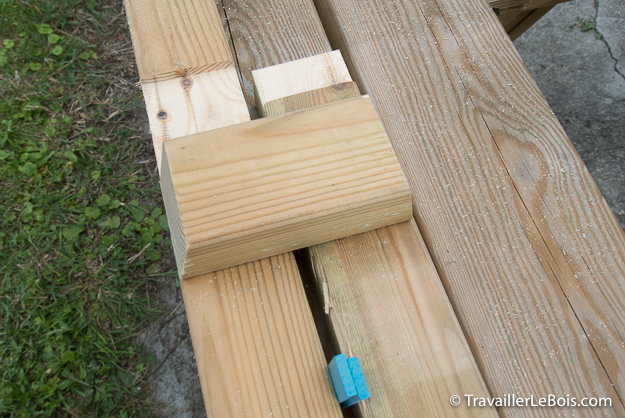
[157, 111, 167, 120]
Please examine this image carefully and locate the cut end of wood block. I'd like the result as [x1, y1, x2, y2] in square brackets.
[252, 50, 357, 116]
[161, 96, 412, 279]
[260, 82, 361, 118]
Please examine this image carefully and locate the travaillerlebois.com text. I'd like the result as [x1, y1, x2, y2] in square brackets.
[449, 394, 612, 408]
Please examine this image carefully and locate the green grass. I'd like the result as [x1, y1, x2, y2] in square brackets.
[0, 0, 173, 415]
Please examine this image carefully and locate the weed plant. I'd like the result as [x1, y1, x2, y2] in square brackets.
[0, 0, 171, 415]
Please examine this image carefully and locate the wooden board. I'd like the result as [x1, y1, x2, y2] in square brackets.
[127, 0, 249, 172]
[313, 0, 625, 415]
[252, 50, 496, 418]
[490, 0, 568, 35]
[125, 2, 343, 416]
[124, 0, 232, 81]
[142, 67, 250, 171]
[182, 253, 342, 416]
[161, 96, 412, 278]
[221, 0, 332, 115]
[260, 82, 360, 118]
[252, 50, 359, 116]
[309, 220, 497, 416]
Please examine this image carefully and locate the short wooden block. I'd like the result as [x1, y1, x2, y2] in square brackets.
[252, 50, 360, 117]
[259, 82, 360, 117]
[161, 96, 412, 278]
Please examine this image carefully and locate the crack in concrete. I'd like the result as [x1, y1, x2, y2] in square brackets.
[593, 0, 625, 82]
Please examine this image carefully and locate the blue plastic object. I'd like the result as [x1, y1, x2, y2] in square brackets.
[328, 354, 370, 408]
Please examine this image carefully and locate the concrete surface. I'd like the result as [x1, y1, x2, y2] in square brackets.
[139, 1, 624, 416]
[137, 274, 205, 417]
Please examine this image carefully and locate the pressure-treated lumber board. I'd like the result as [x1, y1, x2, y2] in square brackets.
[142, 67, 250, 171]
[308, 220, 497, 416]
[254, 51, 496, 417]
[125, 1, 343, 416]
[161, 96, 412, 278]
[173, 8, 347, 411]
[182, 3, 341, 415]
[313, 0, 625, 415]
[221, 0, 332, 114]
[182, 253, 342, 416]
[126, 0, 248, 171]
[124, 0, 232, 81]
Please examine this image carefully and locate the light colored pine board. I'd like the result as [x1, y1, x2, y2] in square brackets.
[309, 220, 497, 417]
[182, 253, 342, 416]
[260, 82, 360, 117]
[436, 0, 625, 407]
[252, 51, 351, 105]
[254, 52, 496, 417]
[124, 0, 232, 81]
[161, 96, 412, 278]
[313, 0, 625, 415]
[125, 2, 343, 416]
[142, 67, 250, 171]
[252, 51, 359, 117]
[221, 0, 331, 114]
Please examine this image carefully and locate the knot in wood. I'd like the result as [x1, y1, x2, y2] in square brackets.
[181, 76, 193, 89]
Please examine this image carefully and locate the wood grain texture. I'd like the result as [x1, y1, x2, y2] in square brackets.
[252, 51, 350, 104]
[244, 5, 496, 416]
[313, 0, 625, 415]
[161, 96, 412, 278]
[260, 82, 360, 117]
[309, 220, 497, 417]
[125, 0, 343, 415]
[182, 253, 342, 416]
[252, 51, 359, 117]
[124, 0, 232, 81]
[142, 67, 250, 171]
[221, 0, 331, 114]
